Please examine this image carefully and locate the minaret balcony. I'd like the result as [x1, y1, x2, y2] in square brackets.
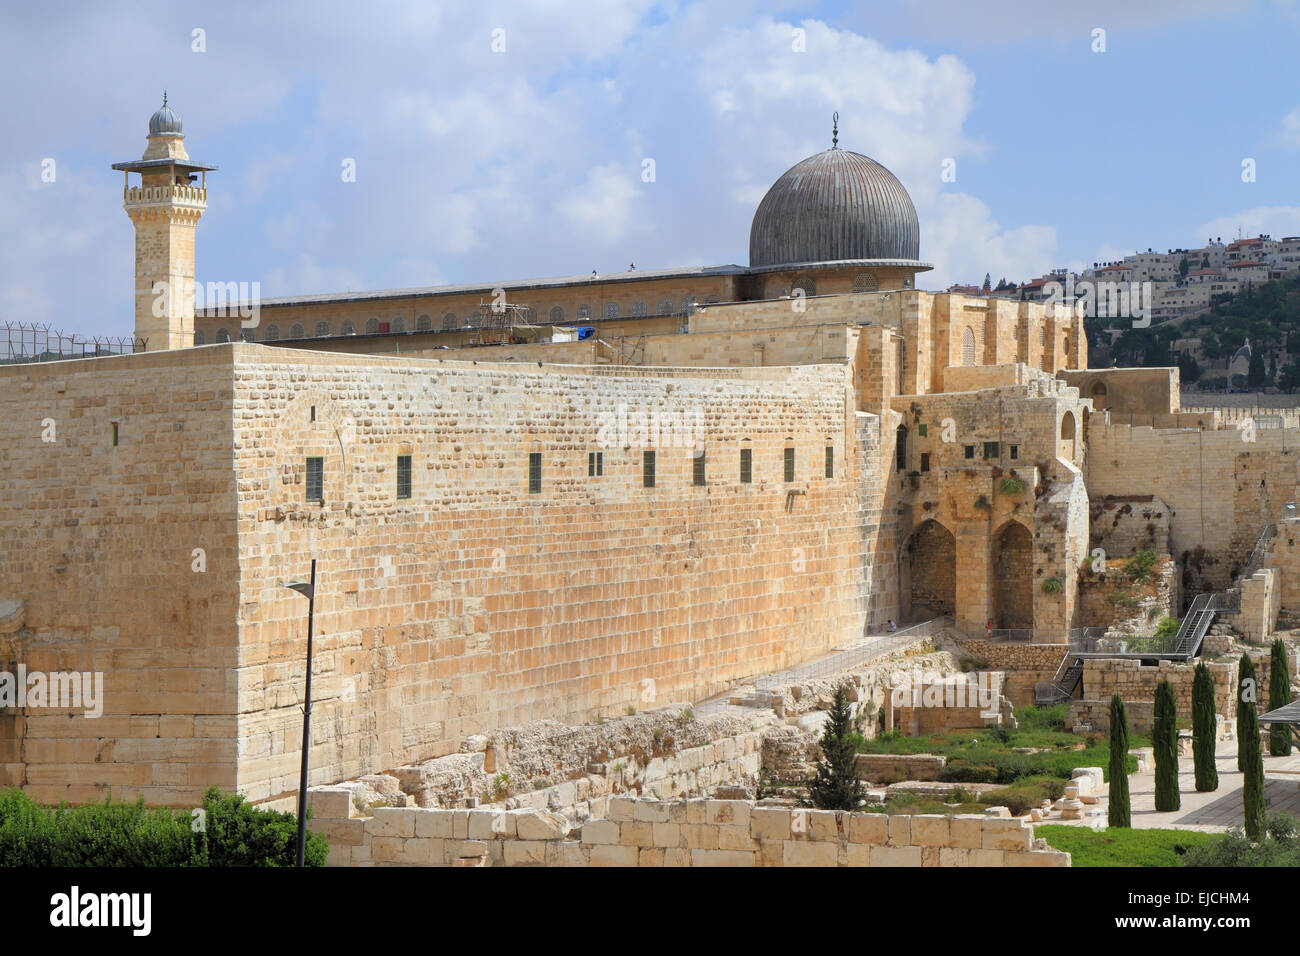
[122, 184, 208, 207]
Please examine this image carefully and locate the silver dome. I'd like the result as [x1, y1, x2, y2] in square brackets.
[749, 148, 920, 268]
[148, 94, 183, 136]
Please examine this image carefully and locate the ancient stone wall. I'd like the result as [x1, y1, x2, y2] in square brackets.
[1077, 658, 1236, 721]
[306, 791, 1070, 867]
[946, 639, 1067, 708]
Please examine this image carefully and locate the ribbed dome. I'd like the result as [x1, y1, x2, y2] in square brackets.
[148, 96, 182, 136]
[749, 148, 920, 268]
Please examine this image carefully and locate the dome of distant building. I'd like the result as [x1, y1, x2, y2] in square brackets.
[149, 95, 182, 136]
[749, 146, 920, 268]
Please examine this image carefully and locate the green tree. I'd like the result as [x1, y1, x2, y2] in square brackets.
[1153, 680, 1180, 811]
[1248, 350, 1267, 387]
[1108, 694, 1131, 828]
[1280, 363, 1300, 393]
[1238, 654, 1258, 772]
[1239, 659, 1267, 841]
[807, 681, 865, 810]
[1192, 662, 1219, 792]
[1269, 639, 1292, 757]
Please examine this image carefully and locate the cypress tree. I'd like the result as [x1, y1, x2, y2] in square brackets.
[1107, 694, 1131, 828]
[1238, 662, 1267, 840]
[1192, 662, 1219, 792]
[1237, 654, 1258, 773]
[1269, 639, 1292, 757]
[807, 681, 865, 811]
[1153, 679, 1181, 811]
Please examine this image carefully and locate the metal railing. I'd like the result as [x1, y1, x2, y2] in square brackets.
[751, 617, 949, 692]
[1, 321, 143, 364]
[1240, 523, 1277, 581]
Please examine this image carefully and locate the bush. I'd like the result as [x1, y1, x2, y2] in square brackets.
[1183, 813, 1300, 867]
[1124, 550, 1159, 583]
[0, 786, 328, 867]
[1014, 703, 1068, 732]
[1154, 617, 1180, 639]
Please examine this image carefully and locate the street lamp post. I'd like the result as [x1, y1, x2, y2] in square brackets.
[285, 558, 317, 868]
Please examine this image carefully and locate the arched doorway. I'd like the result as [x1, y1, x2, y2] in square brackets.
[902, 520, 956, 621]
[1059, 410, 1077, 460]
[991, 521, 1034, 629]
[1090, 381, 1107, 406]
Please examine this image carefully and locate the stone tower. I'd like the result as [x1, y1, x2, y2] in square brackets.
[112, 94, 217, 350]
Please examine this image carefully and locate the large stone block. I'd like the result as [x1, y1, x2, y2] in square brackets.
[847, 812, 889, 844]
[869, 844, 923, 866]
[751, 807, 792, 841]
[690, 849, 756, 867]
[783, 840, 838, 867]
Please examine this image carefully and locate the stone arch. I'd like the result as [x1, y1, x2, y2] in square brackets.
[549, 306, 565, 323]
[265, 325, 280, 341]
[902, 520, 956, 620]
[365, 317, 380, 334]
[1059, 409, 1077, 460]
[1089, 381, 1107, 406]
[290, 323, 304, 339]
[417, 313, 432, 331]
[991, 520, 1034, 629]
[266, 392, 358, 511]
[962, 327, 976, 366]
[193, 330, 205, 346]
[341, 320, 356, 335]
[216, 328, 230, 343]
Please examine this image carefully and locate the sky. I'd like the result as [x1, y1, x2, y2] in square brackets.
[4, 0, 1300, 337]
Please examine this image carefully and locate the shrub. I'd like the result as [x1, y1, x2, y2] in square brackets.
[0, 786, 328, 867]
[1014, 703, 1068, 732]
[1269, 639, 1292, 757]
[1042, 577, 1063, 595]
[1108, 695, 1131, 828]
[1152, 680, 1180, 811]
[1124, 550, 1159, 583]
[1192, 662, 1219, 792]
[1154, 616, 1180, 639]
[998, 476, 1027, 495]
[1183, 813, 1300, 867]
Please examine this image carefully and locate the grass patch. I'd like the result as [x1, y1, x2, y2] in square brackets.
[1036, 825, 1214, 867]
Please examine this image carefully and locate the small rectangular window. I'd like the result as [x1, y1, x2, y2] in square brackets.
[693, 451, 706, 486]
[596, 451, 603, 476]
[306, 456, 323, 503]
[528, 452, 541, 494]
[921, 452, 931, 473]
[643, 450, 656, 488]
[588, 452, 596, 477]
[917, 424, 927, 437]
[396, 455, 412, 499]
[983, 441, 1000, 459]
[740, 448, 752, 484]
[111, 422, 119, 447]
[310, 405, 317, 422]
[784, 447, 795, 483]
[1010, 445, 1019, 460]
[963, 445, 975, 460]
[825, 446, 834, 478]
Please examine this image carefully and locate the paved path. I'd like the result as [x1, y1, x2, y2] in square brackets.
[1059, 742, 1300, 832]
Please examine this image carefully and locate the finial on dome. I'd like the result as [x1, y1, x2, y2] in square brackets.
[162, 89, 168, 108]
[832, 112, 838, 149]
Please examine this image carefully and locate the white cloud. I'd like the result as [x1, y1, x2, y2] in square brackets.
[920, 193, 1059, 289]
[1195, 206, 1300, 241]
[1283, 107, 1300, 147]
[556, 163, 645, 244]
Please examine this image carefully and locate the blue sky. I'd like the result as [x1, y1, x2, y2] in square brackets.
[5, 0, 1299, 336]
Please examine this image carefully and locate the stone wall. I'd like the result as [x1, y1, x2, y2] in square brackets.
[1076, 658, 1237, 722]
[946, 639, 1067, 709]
[307, 791, 1070, 867]
[1088, 496, 1171, 557]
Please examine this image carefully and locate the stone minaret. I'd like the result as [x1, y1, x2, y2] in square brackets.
[112, 94, 217, 350]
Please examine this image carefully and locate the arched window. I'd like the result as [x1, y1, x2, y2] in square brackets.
[341, 320, 356, 335]
[1060, 410, 1077, 460]
[290, 323, 305, 339]
[632, 300, 647, 316]
[962, 327, 975, 366]
[791, 276, 816, 297]
[657, 299, 673, 316]
[417, 314, 432, 331]
[365, 317, 380, 334]
[392, 316, 406, 333]
[680, 296, 696, 316]
[1063, 337, 1072, 357]
[549, 306, 565, 323]
[852, 272, 878, 293]
[577, 304, 592, 319]
[265, 324, 280, 341]
[604, 302, 619, 319]
[216, 328, 230, 343]
[193, 330, 205, 346]
[314, 322, 330, 337]
[442, 312, 458, 330]
[1090, 381, 1108, 405]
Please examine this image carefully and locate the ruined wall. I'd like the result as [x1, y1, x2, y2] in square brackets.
[0, 348, 242, 806]
[230, 346, 881, 805]
[947, 639, 1067, 708]
[1088, 496, 1171, 557]
[1086, 423, 1300, 590]
[1078, 658, 1236, 721]
[307, 791, 1070, 867]
[1058, 368, 1179, 416]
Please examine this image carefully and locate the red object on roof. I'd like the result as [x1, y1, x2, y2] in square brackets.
[1229, 260, 1265, 268]
[1096, 264, 1129, 273]
[1227, 239, 1264, 250]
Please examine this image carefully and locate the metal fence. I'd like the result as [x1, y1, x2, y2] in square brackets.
[752, 618, 949, 692]
[1, 321, 142, 364]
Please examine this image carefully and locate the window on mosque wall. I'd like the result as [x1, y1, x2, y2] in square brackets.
[657, 299, 673, 316]
[528, 453, 542, 494]
[392, 316, 406, 333]
[983, 441, 999, 459]
[604, 302, 619, 319]
[342, 320, 356, 335]
[550, 306, 565, 323]
[443, 313, 458, 329]
[193, 330, 205, 345]
[265, 325, 280, 341]
[305, 457, 324, 503]
[852, 272, 878, 293]
[239, 330, 254, 342]
[366, 317, 380, 334]
[739, 447, 752, 484]
[920, 452, 931, 472]
[963, 444, 975, 459]
[417, 314, 432, 331]
[680, 297, 696, 316]
[784, 446, 796, 483]
[643, 450, 656, 488]
[825, 446, 834, 479]
[314, 322, 330, 337]
[290, 324, 304, 339]
[632, 300, 647, 316]
[396, 455, 412, 500]
[693, 450, 706, 486]
[216, 328, 230, 343]
[962, 327, 975, 366]
[578, 304, 592, 319]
